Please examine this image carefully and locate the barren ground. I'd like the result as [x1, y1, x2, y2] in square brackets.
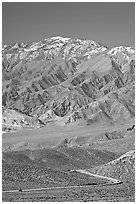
[2, 121, 135, 202]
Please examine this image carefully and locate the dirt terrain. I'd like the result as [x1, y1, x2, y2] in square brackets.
[3, 179, 134, 202]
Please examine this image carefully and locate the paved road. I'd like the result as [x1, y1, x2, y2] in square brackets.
[73, 170, 122, 184]
[2, 184, 106, 194]
[2, 185, 84, 193]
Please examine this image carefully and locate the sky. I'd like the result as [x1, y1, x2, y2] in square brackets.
[2, 2, 135, 48]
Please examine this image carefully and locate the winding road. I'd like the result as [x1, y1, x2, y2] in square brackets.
[3, 169, 122, 194]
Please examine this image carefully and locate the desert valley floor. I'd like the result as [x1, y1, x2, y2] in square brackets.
[2, 121, 135, 202]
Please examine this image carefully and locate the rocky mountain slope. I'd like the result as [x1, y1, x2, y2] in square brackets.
[90, 150, 135, 183]
[2, 36, 135, 131]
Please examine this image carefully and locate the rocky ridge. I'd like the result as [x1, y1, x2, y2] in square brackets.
[2, 36, 135, 131]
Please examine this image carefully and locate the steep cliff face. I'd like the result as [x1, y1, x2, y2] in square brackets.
[2, 37, 135, 131]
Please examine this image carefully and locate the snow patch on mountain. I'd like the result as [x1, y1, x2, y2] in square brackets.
[108, 46, 135, 56]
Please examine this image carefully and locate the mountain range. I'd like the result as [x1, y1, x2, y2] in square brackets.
[2, 36, 135, 131]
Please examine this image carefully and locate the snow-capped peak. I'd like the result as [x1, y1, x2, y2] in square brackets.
[2, 36, 109, 63]
[50, 36, 70, 40]
[108, 46, 135, 55]
[3, 36, 134, 66]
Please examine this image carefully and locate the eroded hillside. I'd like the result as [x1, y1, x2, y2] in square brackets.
[2, 36, 135, 131]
